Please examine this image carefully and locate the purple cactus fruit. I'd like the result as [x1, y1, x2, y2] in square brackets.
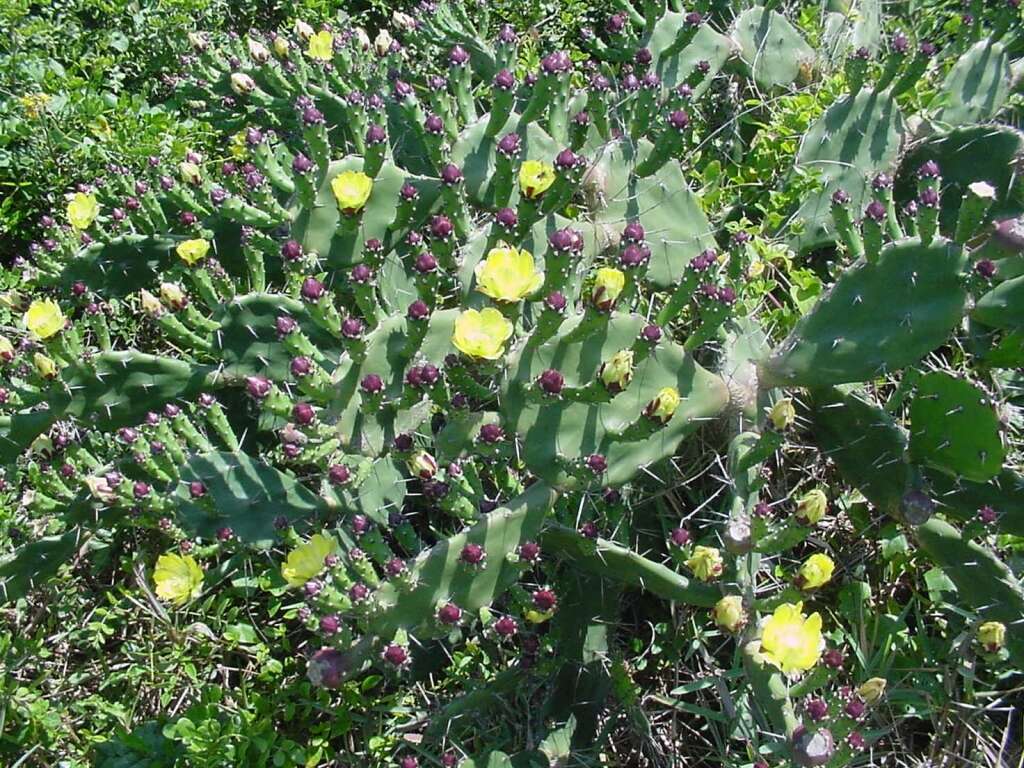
[641, 71, 661, 89]
[415, 252, 438, 273]
[365, 124, 387, 145]
[349, 582, 370, 602]
[918, 160, 941, 179]
[216, 526, 233, 542]
[670, 527, 691, 547]
[845, 698, 866, 718]
[590, 73, 611, 91]
[685, 10, 703, 25]
[430, 215, 454, 240]
[393, 433, 414, 451]
[541, 51, 571, 75]
[974, 260, 997, 279]
[72, 281, 87, 297]
[634, 47, 652, 66]
[300, 277, 325, 300]
[118, 427, 139, 443]
[696, 60, 711, 74]
[555, 148, 578, 171]
[606, 13, 626, 34]
[621, 73, 640, 92]
[160, 175, 175, 191]
[891, 31, 909, 54]
[573, 110, 590, 126]
[847, 732, 867, 750]
[448, 45, 470, 66]
[918, 187, 939, 208]
[831, 188, 851, 205]
[622, 220, 645, 243]
[479, 423, 504, 443]
[424, 113, 444, 135]
[495, 207, 518, 229]
[351, 514, 370, 536]
[385, 557, 407, 577]
[620, 243, 651, 267]
[545, 291, 567, 312]
[133, 481, 150, 499]
[580, 521, 599, 539]
[494, 616, 518, 637]
[460, 543, 485, 565]
[667, 109, 690, 132]
[872, 172, 893, 190]
[407, 299, 430, 321]
[293, 402, 316, 425]
[276, 315, 299, 337]
[438, 602, 462, 624]
[641, 324, 662, 343]
[111, 207, 126, 222]
[351, 263, 373, 283]
[190, 481, 206, 498]
[519, 541, 541, 562]
[406, 231, 424, 247]
[405, 366, 424, 388]
[978, 505, 997, 524]
[440, 164, 463, 185]
[328, 464, 351, 485]
[399, 757, 419, 768]
[361, 374, 384, 394]
[498, 23, 517, 44]
[532, 588, 557, 611]
[548, 228, 576, 252]
[807, 698, 829, 721]
[383, 643, 409, 666]
[341, 317, 364, 339]
[304, 579, 323, 597]
[392, 79, 413, 100]
[821, 647, 844, 668]
[292, 153, 314, 174]
[319, 614, 341, 634]
[125, 197, 141, 211]
[290, 356, 312, 377]
[538, 369, 564, 395]
[497, 132, 521, 157]
[494, 69, 516, 90]
[919, 41, 937, 57]
[396, 184, 418, 206]
[586, 453, 607, 473]
[420, 364, 440, 385]
[864, 200, 887, 222]
[307, 647, 350, 688]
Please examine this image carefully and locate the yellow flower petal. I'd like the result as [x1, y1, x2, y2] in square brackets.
[475, 246, 544, 302]
[282, 533, 338, 588]
[519, 160, 556, 199]
[331, 170, 374, 214]
[797, 553, 835, 590]
[760, 601, 823, 676]
[153, 553, 204, 606]
[67, 192, 99, 230]
[176, 238, 210, 266]
[23, 299, 65, 340]
[452, 307, 514, 360]
[307, 30, 334, 61]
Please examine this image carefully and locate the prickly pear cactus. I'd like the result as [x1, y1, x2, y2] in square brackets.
[3, 0, 1023, 765]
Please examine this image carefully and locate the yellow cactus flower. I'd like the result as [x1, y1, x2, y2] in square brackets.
[600, 349, 634, 391]
[248, 38, 270, 63]
[978, 621, 1006, 652]
[230, 72, 255, 94]
[519, 159, 556, 199]
[474, 245, 544, 303]
[591, 266, 625, 310]
[19, 93, 50, 119]
[307, 30, 334, 61]
[140, 289, 165, 318]
[374, 29, 393, 57]
[760, 602, 823, 676]
[452, 307, 514, 360]
[282, 533, 338, 588]
[229, 130, 248, 159]
[525, 609, 554, 624]
[797, 553, 835, 590]
[160, 282, 188, 310]
[153, 552, 205, 605]
[23, 299, 65, 340]
[647, 386, 681, 422]
[295, 20, 314, 41]
[176, 238, 210, 266]
[713, 595, 747, 633]
[67, 192, 99, 230]
[857, 677, 887, 705]
[769, 397, 796, 430]
[686, 545, 723, 582]
[331, 170, 374, 214]
[796, 489, 828, 525]
[33, 352, 58, 379]
[273, 35, 290, 58]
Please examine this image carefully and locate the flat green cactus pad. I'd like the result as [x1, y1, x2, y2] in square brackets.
[933, 38, 1012, 127]
[909, 371, 1005, 482]
[732, 7, 814, 89]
